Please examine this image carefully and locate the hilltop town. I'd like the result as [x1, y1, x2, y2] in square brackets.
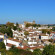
[0, 21, 55, 55]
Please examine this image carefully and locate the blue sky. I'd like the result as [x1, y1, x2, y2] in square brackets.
[0, 0, 55, 24]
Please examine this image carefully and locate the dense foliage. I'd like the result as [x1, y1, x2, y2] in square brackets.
[13, 26, 17, 30]
[41, 29, 51, 34]
[0, 26, 13, 37]
[52, 27, 55, 31]
[42, 44, 55, 55]
[25, 23, 31, 27]
[6, 22, 14, 28]
[33, 49, 42, 55]
[24, 31, 29, 38]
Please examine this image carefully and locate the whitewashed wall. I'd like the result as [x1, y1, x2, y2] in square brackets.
[41, 36, 49, 40]
[28, 42, 37, 45]
[6, 46, 11, 50]
[0, 35, 4, 38]
[4, 39, 20, 47]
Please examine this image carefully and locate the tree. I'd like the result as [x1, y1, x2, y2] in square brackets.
[33, 49, 42, 55]
[6, 51, 13, 55]
[42, 29, 47, 34]
[18, 28, 22, 31]
[0, 26, 13, 37]
[0, 42, 6, 52]
[6, 22, 14, 28]
[32, 24, 37, 27]
[48, 39, 53, 43]
[47, 31, 50, 35]
[7, 27, 13, 37]
[16, 22, 19, 27]
[52, 27, 55, 31]
[20, 51, 33, 55]
[42, 44, 55, 55]
[24, 31, 29, 38]
[9, 45, 20, 55]
[13, 26, 17, 30]
[37, 24, 41, 27]
[0, 27, 7, 34]
[41, 29, 51, 34]
[25, 23, 31, 27]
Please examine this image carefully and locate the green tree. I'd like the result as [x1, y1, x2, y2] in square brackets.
[16, 22, 19, 27]
[47, 31, 50, 35]
[6, 22, 14, 28]
[9, 45, 20, 55]
[42, 29, 51, 34]
[24, 31, 29, 38]
[0, 27, 13, 37]
[7, 27, 13, 37]
[18, 28, 22, 31]
[6, 51, 13, 55]
[33, 49, 42, 55]
[37, 24, 41, 27]
[0, 42, 6, 55]
[42, 44, 55, 55]
[42, 29, 47, 34]
[25, 23, 31, 27]
[13, 26, 17, 30]
[0, 27, 7, 34]
[0, 42, 6, 50]
[52, 27, 55, 31]
[32, 24, 37, 27]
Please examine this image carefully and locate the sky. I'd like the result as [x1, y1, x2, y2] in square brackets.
[0, 0, 55, 24]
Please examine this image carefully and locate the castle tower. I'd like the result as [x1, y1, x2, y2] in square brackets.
[33, 21, 35, 24]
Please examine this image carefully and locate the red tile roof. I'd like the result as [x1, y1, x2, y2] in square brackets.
[17, 46, 29, 50]
[8, 38, 22, 42]
[6, 43, 15, 47]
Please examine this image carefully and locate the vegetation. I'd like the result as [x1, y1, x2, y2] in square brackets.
[18, 28, 22, 31]
[13, 26, 17, 30]
[0, 42, 6, 55]
[0, 42, 6, 50]
[0, 25, 13, 37]
[52, 27, 55, 31]
[48, 39, 53, 43]
[42, 44, 55, 55]
[33, 49, 42, 55]
[41, 29, 51, 34]
[7, 45, 33, 55]
[37, 24, 41, 27]
[25, 23, 41, 28]
[25, 23, 31, 27]
[24, 31, 29, 38]
[32, 24, 37, 27]
[6, 22, 14, 28]
[16, 22, 19, 27]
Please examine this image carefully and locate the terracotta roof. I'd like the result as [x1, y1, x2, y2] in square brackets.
[29, 33, 39, 37]
[29, 29, 34, 32]
[30, 46, 44, 50]
[51, 32, 55, 34]
[6, 43, 44, 50]
[8, 38, 22, 42]
[40, 34, 48, 36]
[41, 39, 49, 42]
[17, 46, 29, 50]
[6, 43, 15, 47]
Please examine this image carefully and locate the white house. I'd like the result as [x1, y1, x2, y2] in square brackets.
[41, 36, 49, 40]
[4, 38, 23, 50]
[0, 33, 4, 38]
